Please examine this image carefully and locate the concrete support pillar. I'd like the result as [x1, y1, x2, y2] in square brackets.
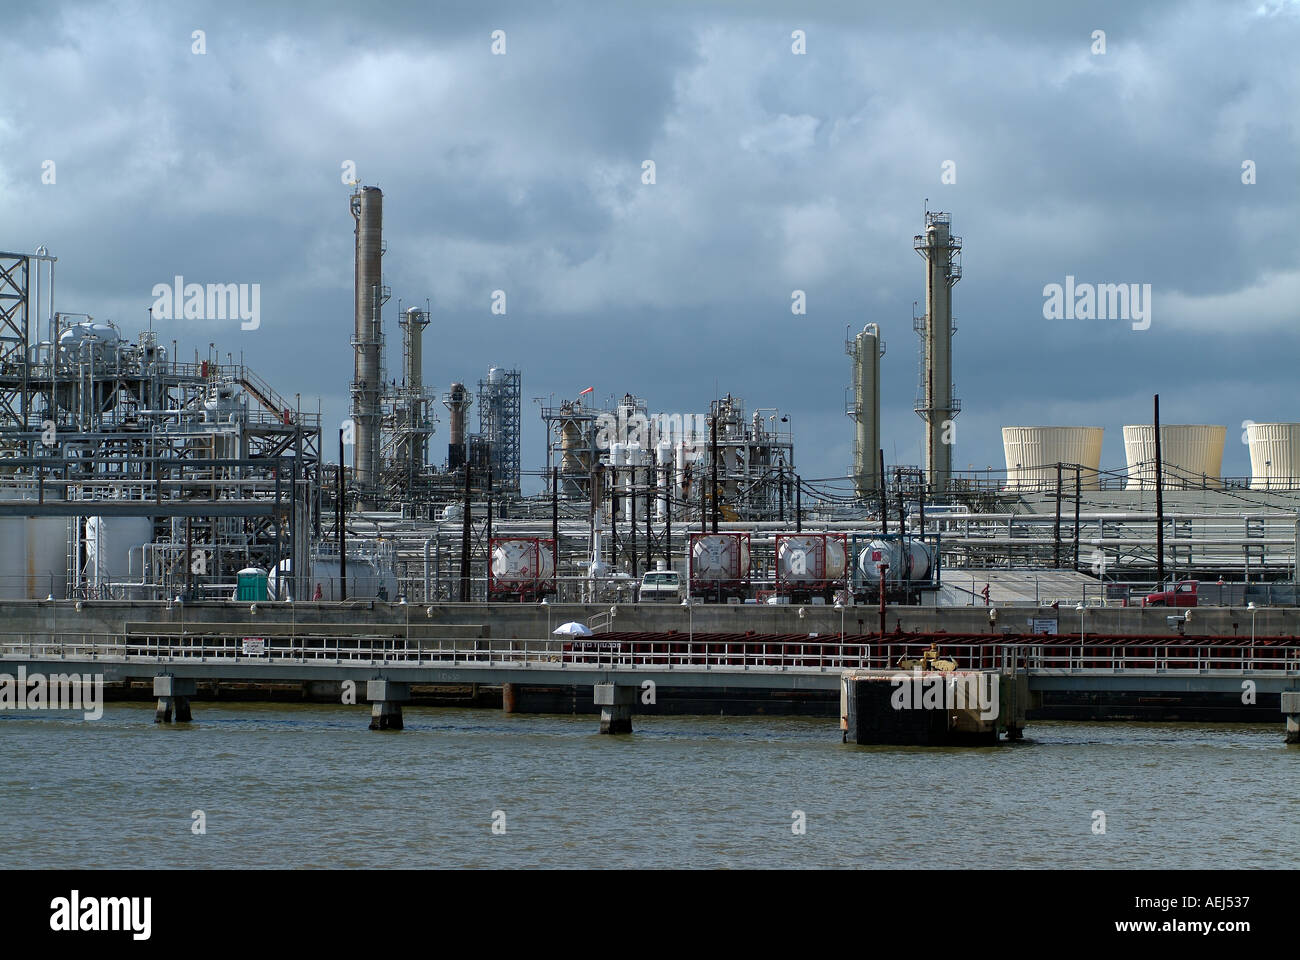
[593, 683, 634, 735]
[367, 679, 410, 731]
[1282, 691, 1300, 745]
[153, 675, 196, 724]
[502, 682, 518, 714]
[1000, 673, 1029, 742]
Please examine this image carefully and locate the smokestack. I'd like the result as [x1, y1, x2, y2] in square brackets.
[443, 381, 472, 470]
[913, 210, 962, 493]
[351, 185, 385, 506]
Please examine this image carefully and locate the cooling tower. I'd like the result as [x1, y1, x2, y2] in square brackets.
[1245, 422, 1300, 489]
[1001, 426, 1104, 490]
[1123, 424, 1225, 489]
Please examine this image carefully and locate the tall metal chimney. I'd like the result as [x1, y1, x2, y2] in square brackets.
[443, 382, 472, 471]
[350, 185, 386, 506]
[913, 211, 962, 492]
[847, 323, 884, 501]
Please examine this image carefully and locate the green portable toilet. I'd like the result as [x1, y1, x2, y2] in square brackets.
[236, 567, 269, 601]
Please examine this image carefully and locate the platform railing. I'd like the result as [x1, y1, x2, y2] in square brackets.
[0, 633, 1297, 676]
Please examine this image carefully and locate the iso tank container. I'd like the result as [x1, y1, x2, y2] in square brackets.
[775, 533, 848, 592]
[855, 538, 933, 584]
[688, 533, 751, 598]
[489, 537, 556, 600]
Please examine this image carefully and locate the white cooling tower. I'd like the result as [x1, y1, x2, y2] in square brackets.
[1123, 424, 1225, 489]
[1001, 427, 1104, 490]
[1246, 423, 1300, 489]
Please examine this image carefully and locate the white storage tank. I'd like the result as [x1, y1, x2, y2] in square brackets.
[0, 489, 70, 599]
[308, 547, 399, 602]
[84, 516, 154, 595]
[1245, 423, 1300, 490]
[1001, 426, 1103, 490]
[1123, 424, 1225, 489]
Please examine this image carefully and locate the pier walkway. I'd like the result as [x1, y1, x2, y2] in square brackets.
[1, 630, 1297, 738]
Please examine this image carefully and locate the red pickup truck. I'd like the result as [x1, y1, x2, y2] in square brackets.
[1143, 580, 1198, 607]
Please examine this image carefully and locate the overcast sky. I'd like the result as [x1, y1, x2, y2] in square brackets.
[3, 0, 1296, 492]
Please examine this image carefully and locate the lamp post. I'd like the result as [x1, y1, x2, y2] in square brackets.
[540, 597, 551, 643]
[832, 601, 845, 670]
[1248, 601, 1257, 663]
[681, 596, 692, 664]
[1074, 602, 1085, 670]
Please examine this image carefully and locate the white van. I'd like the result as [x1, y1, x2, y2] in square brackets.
[638, 570, 682, 602]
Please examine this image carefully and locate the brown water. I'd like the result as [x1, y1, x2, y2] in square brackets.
[1, 705, 1296, 868]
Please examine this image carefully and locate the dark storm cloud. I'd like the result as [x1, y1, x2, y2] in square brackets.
[1, 0, 1296, 487]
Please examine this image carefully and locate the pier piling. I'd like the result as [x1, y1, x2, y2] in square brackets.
[367, 679, 410, 731]
[1283, 691, 1300, 744]
[153, 675, 196, 724]
[593, 683, 634, 734]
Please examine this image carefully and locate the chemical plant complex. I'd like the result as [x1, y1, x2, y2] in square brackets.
[6, 197, 1300, 613]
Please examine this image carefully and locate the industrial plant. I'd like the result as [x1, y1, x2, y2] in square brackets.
[5, 199, 1300, 610]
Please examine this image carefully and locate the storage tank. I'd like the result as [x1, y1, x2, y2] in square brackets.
[57, 321, 121, 367]
[1246, 423, 1300, 489]
[856, 538, 932, 584]
[489, 537, 556, 599]
[84, 516, 154, 595]
[0, 489, 70, 599]
[308, 543, 398, 602]
[1123, 424, 1225, 489]
[775, 533, 848, 588]
[689, 533, 751, 597]
[1002, 426, 1103, 490]
[56, 321, 124, 414]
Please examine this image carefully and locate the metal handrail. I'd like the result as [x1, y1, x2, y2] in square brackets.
[1, 633, 1297, 676]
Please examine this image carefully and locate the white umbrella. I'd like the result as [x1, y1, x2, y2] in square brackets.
[553, 621, 593, 637]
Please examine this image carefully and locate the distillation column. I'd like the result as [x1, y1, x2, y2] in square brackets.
[913, 211, 962, 493]
[351, 186, 385, 507]
[848, 323, 884, 501]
